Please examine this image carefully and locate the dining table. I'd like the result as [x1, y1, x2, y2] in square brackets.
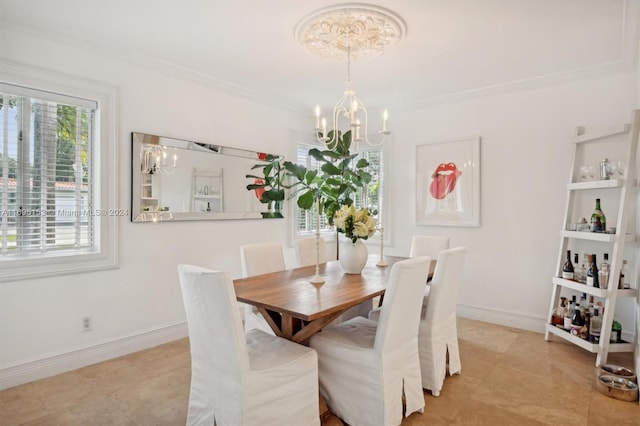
[233, 254, 434, 343]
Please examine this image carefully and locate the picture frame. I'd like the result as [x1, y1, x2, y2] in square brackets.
[416, 136, 480, 227]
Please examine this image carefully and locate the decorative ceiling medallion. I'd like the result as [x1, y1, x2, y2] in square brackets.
[295, 4, 406, 60]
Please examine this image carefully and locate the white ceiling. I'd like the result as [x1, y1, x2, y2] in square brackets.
[1, 0, 637, 112]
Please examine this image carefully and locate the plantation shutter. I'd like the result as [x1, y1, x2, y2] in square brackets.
[295, 143, 383, 234]
[0, 84, 96, 257]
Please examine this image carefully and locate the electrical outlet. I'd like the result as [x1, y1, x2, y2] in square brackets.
[82, 316, 92, 332]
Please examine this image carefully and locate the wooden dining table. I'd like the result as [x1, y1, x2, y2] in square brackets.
[233, 255, 433, 343]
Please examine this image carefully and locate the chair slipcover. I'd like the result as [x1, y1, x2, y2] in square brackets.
[309, 257, 430, 426]
[240, 242, 286, 277]
[418, 247, 466, 396]
[295, 236, 328, 267]
[409, 235, 450, 258]
[178, 264, 319, 426]
[240, 242, 287, 334]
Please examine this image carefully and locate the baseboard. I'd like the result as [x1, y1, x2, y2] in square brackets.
[0, 322, 188, 391]
[457, 304, 547, 333]
[457, 305, 635, 343]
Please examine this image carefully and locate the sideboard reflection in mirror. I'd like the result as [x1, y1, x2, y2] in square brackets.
[131, 132, 282, 222]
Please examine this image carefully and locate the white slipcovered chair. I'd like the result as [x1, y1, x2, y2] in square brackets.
[410, 235, 449, 261]
[409, 234, 449, 303]
[178, 265, 320, 426]
[309, 257, 430, 426]
[240, 242, 286, 277]
[240, 242, 286, 334]
[295, 236, 328, 267]
[418, 246, 466, 396]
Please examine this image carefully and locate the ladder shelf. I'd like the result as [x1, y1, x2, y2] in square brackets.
[545, 110, 639, 379]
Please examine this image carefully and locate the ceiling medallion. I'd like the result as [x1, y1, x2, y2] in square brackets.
[295, 4, 406, 60]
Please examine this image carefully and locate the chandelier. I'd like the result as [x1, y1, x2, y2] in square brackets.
[141, 144, 177, 175]
[295, 4, 406, 149]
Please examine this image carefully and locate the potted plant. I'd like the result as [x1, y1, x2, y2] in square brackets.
[245, 153, 285, 218]
[283, 130, 371, 224]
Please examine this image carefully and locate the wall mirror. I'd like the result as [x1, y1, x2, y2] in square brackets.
[131, 132, 282, 222]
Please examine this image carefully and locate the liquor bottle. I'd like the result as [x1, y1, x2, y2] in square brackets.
[552, 297, 567, 326]
[586, 254, 599, 287]
[620, 260, 630, 289]
[562, 250, 574, 280]
[573, 253, 584, 283]
[206, 202, 212, 212]
[570, 303, 584, 336]
[599, 253, 610, 289]
[590, 198, 606, 232]
[589, 308, 602, 343]
[564, 299, 574, 331]
[580, 254, 590, 284]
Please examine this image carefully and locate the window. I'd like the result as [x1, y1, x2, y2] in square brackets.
[0, 62, 117, 281]
[294, 142, 384, 236]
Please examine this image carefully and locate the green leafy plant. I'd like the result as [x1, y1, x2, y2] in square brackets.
[245, 153, 286, 218]
[283, 130, 372, 224]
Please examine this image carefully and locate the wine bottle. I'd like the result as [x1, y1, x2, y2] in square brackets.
[586, 254, 599, 287]
[590, 198, 606, 232]
[562, 250, 574, 280]
[611, 319, 622, 343]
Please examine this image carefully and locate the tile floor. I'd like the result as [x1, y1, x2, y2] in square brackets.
[1, 318, 638, 425]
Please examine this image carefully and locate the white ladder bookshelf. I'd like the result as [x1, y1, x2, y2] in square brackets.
[544, 110, 639, 380]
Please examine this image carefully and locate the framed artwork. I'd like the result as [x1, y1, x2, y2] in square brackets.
[416, 136, 480, 227]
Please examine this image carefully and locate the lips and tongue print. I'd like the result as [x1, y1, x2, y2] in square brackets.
[430, 162, 462, 200]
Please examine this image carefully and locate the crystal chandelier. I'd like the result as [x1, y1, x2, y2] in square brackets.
[295, 4, 406, 149]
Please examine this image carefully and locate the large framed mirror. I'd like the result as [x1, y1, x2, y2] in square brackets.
[131, 132, 283, 222]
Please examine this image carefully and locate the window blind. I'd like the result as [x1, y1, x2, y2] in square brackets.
[0, 88, 95, 257]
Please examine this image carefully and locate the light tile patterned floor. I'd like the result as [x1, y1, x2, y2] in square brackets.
[1, 318, 638, 425]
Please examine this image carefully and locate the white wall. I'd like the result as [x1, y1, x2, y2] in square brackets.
[385, 70, 639, 332]
[0, 29, 305, 389]
[1, 27, 639, 390]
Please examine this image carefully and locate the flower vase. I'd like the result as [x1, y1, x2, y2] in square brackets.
[339, 238, 368, 274]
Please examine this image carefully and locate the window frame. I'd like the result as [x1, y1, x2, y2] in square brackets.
[0, 60, 118, 282]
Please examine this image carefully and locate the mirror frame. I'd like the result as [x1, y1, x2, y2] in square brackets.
[130, 132, 280, 222]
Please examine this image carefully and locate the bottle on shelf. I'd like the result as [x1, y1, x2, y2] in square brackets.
[580, 254, 590, 284]
[599, 158, 612, 180]
[552, 297, 567, 326]
[589, 308, 602, 343]
[570, 302, 584, 336]
[599, 253, 610, 289]
[619, 260, 630, 289]
[590, 198, 606, 232]
[586, 254, 599, 288]
[573, 253, 584, 283]
[610, 318, 622, 343]
[564, 298, 575, 331]
[206, 202, 212, 212]
[562, 250, 574, 280]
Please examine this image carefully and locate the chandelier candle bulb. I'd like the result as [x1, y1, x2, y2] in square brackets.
[315, 105, 321, 129]
[382, 110, 388, 132]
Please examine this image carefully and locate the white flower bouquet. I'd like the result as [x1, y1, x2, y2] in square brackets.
[333, 204, 377, 243]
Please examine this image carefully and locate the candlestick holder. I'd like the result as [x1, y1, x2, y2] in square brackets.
[376, 225, 388, 267]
